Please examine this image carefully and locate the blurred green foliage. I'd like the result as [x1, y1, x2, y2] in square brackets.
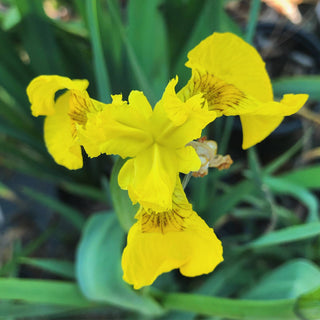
[0, 0, 320, 319]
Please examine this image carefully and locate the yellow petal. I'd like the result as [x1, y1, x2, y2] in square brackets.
[178, 70, 260, 117]
[128, 90, 153, 119]
[159, 77, 216, 127]
[177, 145, 201, 174]
[27, 75, 89, 117]
[122, 211, 223, 289]
[118, 144, 178, 210]
[80, 92, 153, 159]
[240, 114, 283, 149]
[44, 92, 83, 169]
[186, 32, 273, 102]
[240, 93, 309, 149]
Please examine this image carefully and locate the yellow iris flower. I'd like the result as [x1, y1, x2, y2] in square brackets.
[179, 32, 309, 149]
[26, 32, 309, 290]
[80, 77, 216, 211]
[122, 178, 223, 289]
[27, 75, 104, 169]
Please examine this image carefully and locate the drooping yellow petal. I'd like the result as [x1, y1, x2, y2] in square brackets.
[240, 93, 309, 149]
[178, 70, 259, 117]
[27, 75, 89, 117]
[180, 32, 309, 148]
[185, 32, 273, 102]
[44, 92, 83, 169]
[121, 180, 223, 289]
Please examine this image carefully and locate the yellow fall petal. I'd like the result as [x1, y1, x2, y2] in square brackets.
[185, 32, 273, 102]
[241, 93, 309, 149]
[180, 32, 309, 148]
[44, 92, 83, 169]
[27, 75, 89, 117]
[121, 180, 223, 289]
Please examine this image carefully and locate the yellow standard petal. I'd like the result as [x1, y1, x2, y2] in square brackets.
[83, 79, 212, 210]
[179, 32, 309, 148]
[121, 180, 223, 289]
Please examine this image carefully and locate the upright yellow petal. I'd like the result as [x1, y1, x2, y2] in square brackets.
[27, 75, 89, 117]
[80, 105, 153, 159]
[121, 180, 223, 289]
[118, 144, 178, 211]
[44, 92, 83, 169]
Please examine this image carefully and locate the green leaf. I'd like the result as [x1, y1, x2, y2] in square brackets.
[76, 212, 163, 316]
[207, 180, 255, 224]
[264, 175, 319, 222]
[19, 258, 75, 279]
[153, 291, 298, 320]
[23, 187, 85, 231]
[106, 0, 156, 103]
[263, 133, 310, 175]
[280, 165, 320, 190]
[247, 222, 320, 249]
[16, 0, 64, 74]
[127, 0, 169, 100]
[0, 279, 93, 307]
[174, 0, 242, 82]
[85, 0, 111, 103]
[245, 0, 261, 44]
[60, 180, 108, 204]
[110, 158, 138, 231]
[0, 301, 77, 318]
[243, 259, 320, 299]
[297, 285, 320, 320]
[273, 76, 320, 100]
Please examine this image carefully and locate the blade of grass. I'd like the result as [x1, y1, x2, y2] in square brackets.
[0, 225, 57, 276]
[19, 258, 75, 279]
[264, 176, 319, 222]
[247, 222, 320, 249]
[174, 0, 242, 80]
[16, 0, 64, 74]
[273, 76, 320, 100]
[245, 0, 261, 44]
[106, 0, 156, 103]
[0, 301, 78, 318]
[127, 0, 169, 99]
[85, 0, 111, 103]
[60, 181, 108, 204]
[152, 290, 298, 320]
[264, 129, 312, 175]
[23, 187, 85, 231]
[0, 279, 95, 307]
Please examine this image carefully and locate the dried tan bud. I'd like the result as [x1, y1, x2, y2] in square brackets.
[188, 138, 233, 177]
